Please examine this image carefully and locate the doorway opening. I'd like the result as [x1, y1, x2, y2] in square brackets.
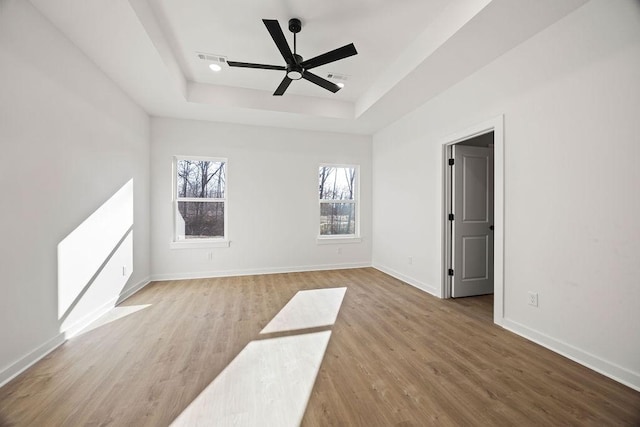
[441, 116, 504, 325]
[450, 134, 494, 298]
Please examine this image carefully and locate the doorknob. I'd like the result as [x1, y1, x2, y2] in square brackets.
[489, 225, 494, 230]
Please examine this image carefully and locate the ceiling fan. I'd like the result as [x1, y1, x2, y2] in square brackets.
[227, 18, 358, 96]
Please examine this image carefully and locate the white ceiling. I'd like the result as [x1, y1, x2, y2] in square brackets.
[154, 0, 450, 101]
[29, 0, 588, 135]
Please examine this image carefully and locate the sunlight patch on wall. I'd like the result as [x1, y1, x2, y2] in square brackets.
[57, 179, 134, 332]
[260, 287, 347, 334]
[171, 331, 332, 427]
[60, 229, 134, 334]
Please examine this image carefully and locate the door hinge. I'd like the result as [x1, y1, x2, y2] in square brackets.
[448, 158, 455, 166]
[448, 268, 454, 276]
[448, 213, 454, 221]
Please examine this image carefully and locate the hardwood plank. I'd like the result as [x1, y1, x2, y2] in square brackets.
[0, 268, 638, 426]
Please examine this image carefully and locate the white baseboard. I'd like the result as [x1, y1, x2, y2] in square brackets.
[372, 263, 439, 296]
[63, 276, 151, 338]
[502, 318, 640, 392]
[117, 276, 152, 304]
[0, 333, 65, 389]
[0, 276, 151, 388]
[150, 262, 372, 282]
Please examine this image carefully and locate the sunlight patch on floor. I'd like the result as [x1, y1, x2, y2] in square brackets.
[260, 287, 347, 334]
[73, 304, 151, 338]
[171, 331, 332, 427]
[170, 287, 347, 426]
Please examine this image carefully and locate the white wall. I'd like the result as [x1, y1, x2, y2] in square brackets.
[151, 118, 372, 279]
[0, 0, 150, 384]
[372, 0, 640, 389]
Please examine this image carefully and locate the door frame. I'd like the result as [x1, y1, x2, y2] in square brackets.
[440, 115, 504, 325]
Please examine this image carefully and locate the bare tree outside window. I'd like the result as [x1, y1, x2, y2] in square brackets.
[319, 166, 357, 235]
[175, 158, 226, 240]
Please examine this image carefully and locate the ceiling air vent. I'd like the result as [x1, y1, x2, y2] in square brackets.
[326, 72, 348, 81]
[196, 52, 227, 65]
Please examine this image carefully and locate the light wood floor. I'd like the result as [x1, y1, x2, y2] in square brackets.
[0, 268, 638, 426]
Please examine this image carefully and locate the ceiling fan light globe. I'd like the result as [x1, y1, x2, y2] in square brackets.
[287, 70, 303, 80]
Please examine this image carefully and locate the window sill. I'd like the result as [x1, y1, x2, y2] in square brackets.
[170, 240, 230, 249]
[316, 236, 362, 245]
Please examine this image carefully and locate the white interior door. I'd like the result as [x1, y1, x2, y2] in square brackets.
[451, 145, 494, 297]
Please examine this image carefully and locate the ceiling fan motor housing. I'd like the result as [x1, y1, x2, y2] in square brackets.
[288, 18, 302, 33]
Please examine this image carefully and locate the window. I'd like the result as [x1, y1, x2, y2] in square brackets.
[318, 165, 358, 237]
[174, 157, 227, 246]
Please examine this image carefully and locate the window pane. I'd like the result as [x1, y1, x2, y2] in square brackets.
[178, 201, 224, 239]
[320, 203, 356, 235]
[177, 160, 226, 199]
[319, 166, 356, 200]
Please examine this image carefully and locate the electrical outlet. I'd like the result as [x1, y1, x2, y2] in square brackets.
[408, 256, 413, 265]
[337, 247, 342, 255]
[207, 252, 214, 261]
[528, 292, 538, 307]
[122, 266, 127, 276]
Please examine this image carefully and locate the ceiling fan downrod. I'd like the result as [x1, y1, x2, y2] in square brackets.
[287, 18, 303, 80]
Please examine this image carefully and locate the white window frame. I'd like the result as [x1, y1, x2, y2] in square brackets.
[171, 156, 229, 249]
[317, 163, 361, 244]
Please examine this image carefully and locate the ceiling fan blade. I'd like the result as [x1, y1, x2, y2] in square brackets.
[262, 19, 295, 65]
[227, 61, 285, 71]
[302, 71, 341, 93]
[300, 43, 357, 70]
[273, 76, 293, 96]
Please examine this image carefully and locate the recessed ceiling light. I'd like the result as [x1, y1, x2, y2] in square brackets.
[209, 63, 222, 72]
[337, 82, 345, 88]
